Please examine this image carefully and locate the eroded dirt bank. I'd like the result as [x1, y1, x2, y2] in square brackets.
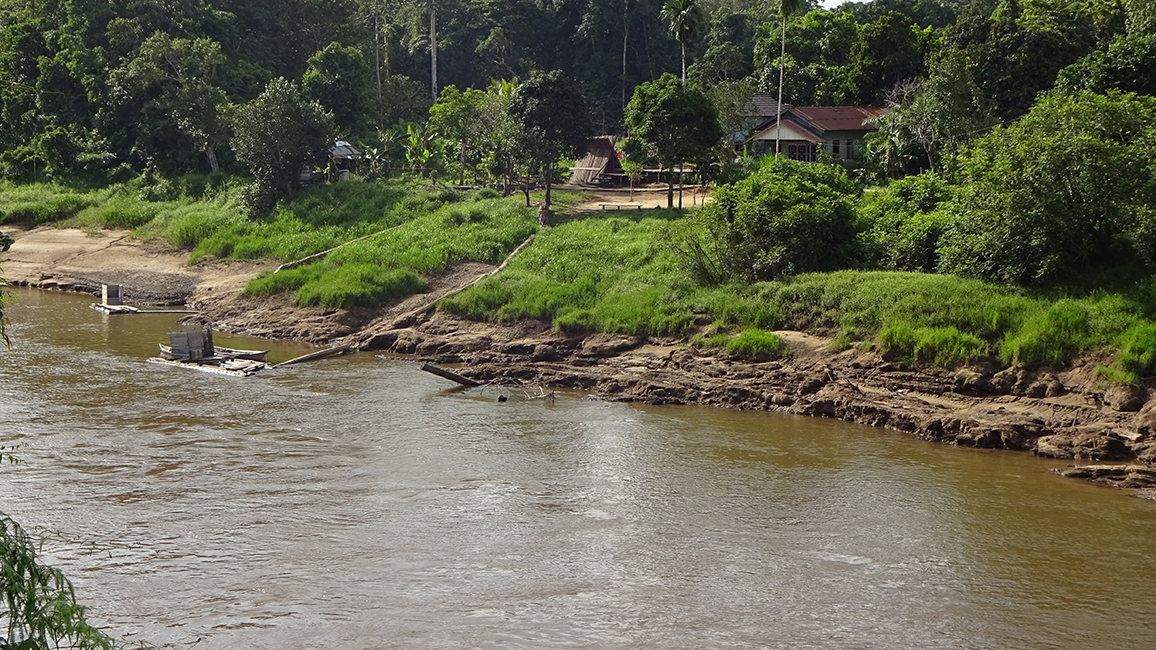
[4, 224, 1154, 495]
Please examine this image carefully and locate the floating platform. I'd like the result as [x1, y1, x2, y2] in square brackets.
[146, 357, 269, 377]
[91, 303, 197, 314]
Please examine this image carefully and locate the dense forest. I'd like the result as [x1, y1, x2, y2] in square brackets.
[1, 0, 1151, 184]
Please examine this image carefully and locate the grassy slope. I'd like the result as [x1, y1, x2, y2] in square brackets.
[443, 213, 1156, 381]
[4, 178, 1156, 379]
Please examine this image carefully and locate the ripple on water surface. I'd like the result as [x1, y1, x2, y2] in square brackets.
[0, 289, 1154, 649]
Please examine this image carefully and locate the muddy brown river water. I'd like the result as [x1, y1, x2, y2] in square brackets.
[1, 288, 1154, 649]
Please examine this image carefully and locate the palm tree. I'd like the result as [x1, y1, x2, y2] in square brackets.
[774, 0, 805, 159]
[660, 0, 705, 85]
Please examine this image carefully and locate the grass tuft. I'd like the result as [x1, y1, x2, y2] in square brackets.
[726, 329, 787, 360]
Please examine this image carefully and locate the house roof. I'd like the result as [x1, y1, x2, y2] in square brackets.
[742, 93, 786, 118]
[791, 106, 887, 132]
[571, 135, 622, 186]
[331, 140, 362, 159]
[748, 118, 823, 144]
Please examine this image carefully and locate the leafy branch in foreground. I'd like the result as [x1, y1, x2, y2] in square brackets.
[0, 514, 113, 650]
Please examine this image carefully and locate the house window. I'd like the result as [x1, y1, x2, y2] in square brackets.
[787, 143, 816, 163]
[832, 139, 841, 157]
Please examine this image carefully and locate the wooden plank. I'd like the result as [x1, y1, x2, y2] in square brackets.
[147, 357, 265, 377]
[420, 363, 481, 387]
[273, 345, 353, 368]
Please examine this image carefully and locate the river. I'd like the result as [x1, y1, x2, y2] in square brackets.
[0, 288, 1154, 649]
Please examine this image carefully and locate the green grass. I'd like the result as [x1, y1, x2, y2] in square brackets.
[0, 183, 98, 225]
[440, 210, 696, 336]
[444, 215, 1156, 373]
[726, 329, 787, 360]
[241, 192, 537, 309]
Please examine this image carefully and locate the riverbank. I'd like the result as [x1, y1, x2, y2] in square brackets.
[4, 223, 1154, 495]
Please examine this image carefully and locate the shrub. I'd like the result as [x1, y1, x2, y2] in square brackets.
[674, 157, 859, 283]
[938, 91, 1156, 284]
[857, 173, 955, 272]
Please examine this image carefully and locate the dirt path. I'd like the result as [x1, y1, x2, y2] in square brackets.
[564, 185, 712, 213]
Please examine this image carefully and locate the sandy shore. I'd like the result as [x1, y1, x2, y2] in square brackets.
[4, 219, 1155, 495]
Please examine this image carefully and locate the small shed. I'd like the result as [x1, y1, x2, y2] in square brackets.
[570, 136, 624, 186]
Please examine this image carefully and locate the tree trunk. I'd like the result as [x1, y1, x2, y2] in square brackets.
[622, 0, 629, 109]
[666, 163, 674, 208]
[775, 16, 785, 160]
[205, 145, 219, 174]
[544, 162, 553, 209]
[374, 12, 382, 128]
[681, 42, 686, 86]
[430, 5, 438, 102]
[678, 162, 683, 208]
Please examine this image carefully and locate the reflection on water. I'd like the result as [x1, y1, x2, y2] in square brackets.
[0, 288, 1154, 649]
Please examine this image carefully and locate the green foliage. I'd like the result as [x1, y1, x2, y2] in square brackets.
[1056, 33, 1156, 97]
[0, 514, 114, 650]
[0, 186, 96, 225]
[442, 212, 697, 336]
[302, 42, 370, 136]
[660, 0, 707, 82]
[625, 74, 723, 207]
[726, 328, 786, 360]
[509, 70, 592, 207]
[857, 173, 954, 271]
[674, 157, 859, 282]
[232, 78, 335, 215]
[1095, 364, 1137, 386]
[294, 266, 428, 310]
[938, 91, 1156, 284]
[240, 191, 536, 309]
[1000, 300, 1094, 366]
[1116, 322, 1156, 377]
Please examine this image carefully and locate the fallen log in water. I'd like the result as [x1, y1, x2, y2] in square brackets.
[274, 345, 353, 368]
[420, 363, 481, 387]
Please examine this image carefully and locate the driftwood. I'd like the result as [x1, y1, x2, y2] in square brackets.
[420, 363, 481, 387]
[274, 345, 353, 368]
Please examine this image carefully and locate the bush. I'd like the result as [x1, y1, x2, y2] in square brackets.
[673, 157, 859, 283]
[938, 91, 1156, 284]
[857, 174, 955, 272]
[726, 329, 786, 360]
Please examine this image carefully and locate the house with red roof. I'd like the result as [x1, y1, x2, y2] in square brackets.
[745, 105, 887, 164]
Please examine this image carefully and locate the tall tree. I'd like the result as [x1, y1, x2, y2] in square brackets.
[232, 78, 334, 214]
[774, 0, 805, 158]
[659, 0, 705, 85]
[625, 73, 722, 207]
[509, 70, 592, 209]
[302, 42, 371, 137]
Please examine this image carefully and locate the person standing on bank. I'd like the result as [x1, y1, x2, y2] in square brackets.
[538, 202, 548, 228]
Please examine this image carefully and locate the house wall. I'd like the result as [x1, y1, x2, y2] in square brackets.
[820, 130, 871, 162]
